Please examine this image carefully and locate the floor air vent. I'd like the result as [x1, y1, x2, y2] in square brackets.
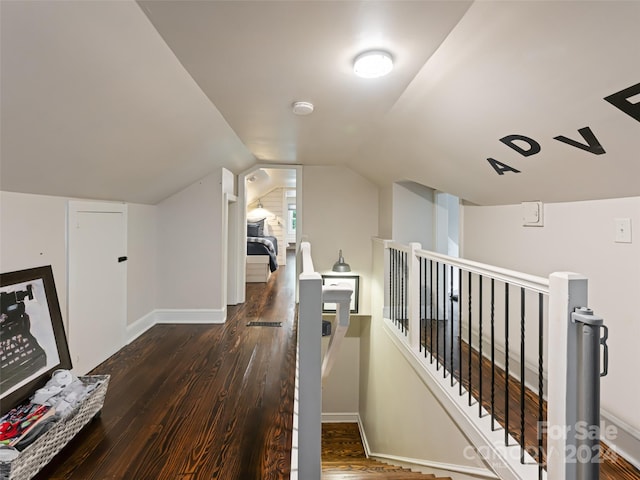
[246, 321, 282, 327]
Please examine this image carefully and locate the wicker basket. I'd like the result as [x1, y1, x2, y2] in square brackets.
[0, 375, 110, 480]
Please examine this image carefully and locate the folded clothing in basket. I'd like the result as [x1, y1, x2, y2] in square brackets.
[0, 370, 100, 451]
[31, 370, 99, 419]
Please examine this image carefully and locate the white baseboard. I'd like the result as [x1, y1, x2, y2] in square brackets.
[126, 310, 156, 344]
[356, 413, 498, 480]
[601, 410, 640, 471]
[368, 452, 499, 480]
[321, 413, 359, 423]
[127, 308, 227, 343]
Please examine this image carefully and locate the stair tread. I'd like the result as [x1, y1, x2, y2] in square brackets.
[322, 423, 452, 479]
[322, 474, 441, 479]
[322, 473, 449, 480]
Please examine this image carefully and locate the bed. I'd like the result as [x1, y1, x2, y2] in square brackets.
[246, 218, 278, 282]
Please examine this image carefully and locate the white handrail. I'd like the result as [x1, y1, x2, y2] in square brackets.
[300, 241, 316, 275]
[415, 248, 549, 295]
[321, 282, 353, 381]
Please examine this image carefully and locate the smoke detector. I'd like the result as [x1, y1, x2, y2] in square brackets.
[292, 101, 314, 116]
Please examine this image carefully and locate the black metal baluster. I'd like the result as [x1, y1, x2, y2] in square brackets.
[491, 279, 496, 430]
[391, 249, 395, 324]
[394, 249, 398, 326]
[424, 258, 428, 358]
[479, 275, 483, 417]
[396, 249, 400, 329]
[459, 269, 463, 396]
[468, 271, 472, 406]
[404, 252, 408, 335]
[436, 262, 440, 370]
[430, 260, 434, 364]
[505, 282, 510, 446]
[388, 248, 392, 321]
[419, 258, 424, 354]
[450, 265, 455, 387]
[538, 292, 544, 477]
[443, 263, 447, 378]
[520, 287, 526, 464]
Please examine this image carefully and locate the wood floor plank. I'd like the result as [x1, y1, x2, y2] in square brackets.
[33, 252, 297, 480]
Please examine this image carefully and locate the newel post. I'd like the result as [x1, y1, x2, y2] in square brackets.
[407, 242, 422, 351]
[297, 270, 323, 480]
[547, 272, 587, 480]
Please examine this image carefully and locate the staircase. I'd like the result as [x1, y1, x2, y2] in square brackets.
[322, 423, 452, 480]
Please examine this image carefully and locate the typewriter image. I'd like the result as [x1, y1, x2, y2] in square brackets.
[1, 285, 47, 393]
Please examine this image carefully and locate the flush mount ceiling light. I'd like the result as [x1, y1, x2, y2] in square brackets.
[292, 101, 314, 116]
[353, 50, 393, 78]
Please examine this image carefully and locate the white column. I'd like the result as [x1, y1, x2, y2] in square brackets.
[407, 242, 422, 351]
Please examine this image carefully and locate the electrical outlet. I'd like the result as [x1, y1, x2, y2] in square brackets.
[614, 218, 632, 243]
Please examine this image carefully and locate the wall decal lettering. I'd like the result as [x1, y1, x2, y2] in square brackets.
[487, 158, 521, 175]
[499, 135, 541, 157]
[553, 127, 606, 155]
[488, 81, 638, 175]
[604, 82, 640, 123]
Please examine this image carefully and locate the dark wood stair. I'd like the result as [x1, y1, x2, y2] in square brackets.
[322, 423, 452, 480]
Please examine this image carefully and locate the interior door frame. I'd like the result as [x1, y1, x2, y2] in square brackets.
[233, 164, 302, 304]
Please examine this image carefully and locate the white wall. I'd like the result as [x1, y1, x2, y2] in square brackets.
[127, 204, 157, 326]
[378, 184, 393, 239]
[156, 169, 226, 311]
[0, 191, 69, 326]
[392, 181, 435, 249]
[302, 165, 378, 316]
[321, 317, 361, 415]
[463, 197, 640, 435]
[358, 238, 492, 478]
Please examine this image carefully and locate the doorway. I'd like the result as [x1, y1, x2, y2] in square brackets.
[231, 165, 302, 305]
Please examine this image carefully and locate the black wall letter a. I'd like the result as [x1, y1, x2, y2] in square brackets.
[604, 82, 640, 123]
[487, 158, 521, 175]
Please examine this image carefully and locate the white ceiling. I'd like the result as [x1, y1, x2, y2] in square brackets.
[1, 1, 639, 205]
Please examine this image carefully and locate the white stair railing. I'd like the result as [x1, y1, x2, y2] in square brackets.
[321, 281, 353, 381]
[382, 239, 608, 480]
[295, 241, 354, 480]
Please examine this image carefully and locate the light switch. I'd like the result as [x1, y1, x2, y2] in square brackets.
[614, 218, 632, 243]
[522, 201, 544, 227]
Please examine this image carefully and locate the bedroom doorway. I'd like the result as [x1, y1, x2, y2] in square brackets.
[232, 165, 302, 305]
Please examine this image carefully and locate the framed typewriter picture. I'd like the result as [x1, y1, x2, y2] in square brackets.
[1, 265, 72, 415]
[322, 274, 359, 313]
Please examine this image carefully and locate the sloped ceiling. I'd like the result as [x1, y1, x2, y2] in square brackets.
[1, 1, 639, 206]
[0, 1, 255, 204]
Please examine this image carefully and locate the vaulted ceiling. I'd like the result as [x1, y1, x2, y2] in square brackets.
[1, 1, 638, 205]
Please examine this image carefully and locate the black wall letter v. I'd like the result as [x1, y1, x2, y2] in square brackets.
[553, 127, 606, 155]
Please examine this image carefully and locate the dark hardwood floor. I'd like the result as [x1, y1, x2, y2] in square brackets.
[34, 252, 297, 480]
[27, 252, 638, 480]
